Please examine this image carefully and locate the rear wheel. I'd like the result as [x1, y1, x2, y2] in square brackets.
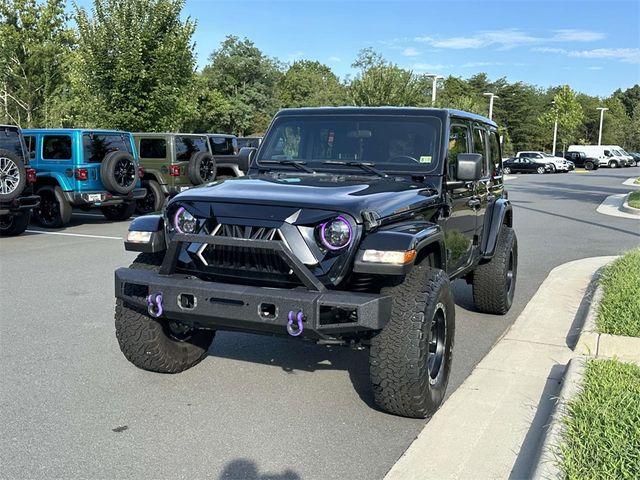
[115, 252, 215, 373]
[472, 226, 518, 314]
[609, 160, 618, 168]
[34, 185, 71, 228]
[369, 263, 455, 418]
[101, 201, 136, 221]
[503, 166, 511, 174]
[136, 179, 164, 215]
[0, 211, 30, 236]
[585, 161, 595, 170]
[536, 166, 545, 174]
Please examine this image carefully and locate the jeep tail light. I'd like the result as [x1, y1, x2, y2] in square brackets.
[169, 165, 181, 177]
[138, 166, 145, 178]
[75, 168, 88, 181]
[26, 168, 37, 184]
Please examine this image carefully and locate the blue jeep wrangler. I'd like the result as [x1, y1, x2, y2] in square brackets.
[23, 129, 146, 227]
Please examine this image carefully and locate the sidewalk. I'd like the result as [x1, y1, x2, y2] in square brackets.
[385, 256, 616, 480]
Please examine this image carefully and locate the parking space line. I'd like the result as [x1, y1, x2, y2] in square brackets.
[25, 230, 123, 240]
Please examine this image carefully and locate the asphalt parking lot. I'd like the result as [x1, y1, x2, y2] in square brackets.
[1, 168, 638, 480]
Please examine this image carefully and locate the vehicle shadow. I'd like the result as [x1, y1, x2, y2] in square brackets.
[509, 363, 566, 479]
[207, 331, 378, 410]
[218, 458, 300, 480]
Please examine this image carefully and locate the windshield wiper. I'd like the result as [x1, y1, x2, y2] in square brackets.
[260, 159, 315, 174]
[322, 161, 388, 178]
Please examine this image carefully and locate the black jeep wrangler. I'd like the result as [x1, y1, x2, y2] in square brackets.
[0, 125, 39, 236]
[114, 108, 517, 418]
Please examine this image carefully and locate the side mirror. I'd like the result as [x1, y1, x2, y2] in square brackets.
[456, 153, 483, 181]
[237, 147, 257, 173]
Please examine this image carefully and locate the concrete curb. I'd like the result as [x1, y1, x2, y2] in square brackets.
[596, 194, 640, 219]
[531, 357, 587, 480]
[620, 192, 640, 215]
[622, 177, 640, 187]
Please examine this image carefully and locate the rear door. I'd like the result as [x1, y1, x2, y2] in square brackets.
[82, 133, 134, 193]
[138, 136, 168, 186]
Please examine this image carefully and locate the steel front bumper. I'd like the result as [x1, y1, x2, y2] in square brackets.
[115, 233, 392, 338]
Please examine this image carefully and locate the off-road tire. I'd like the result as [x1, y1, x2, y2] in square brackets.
[101, 201, 136, 221]
[370, 263, 455, 418]
[34, 185, 72, 228]
[188, 151, 216, 185]
[0, 149, 27, 202]
[472, 226, 518, 315]
[115, 252, 215, 373]
[585, 161, 595, 170]
[136, 179, 164, 214]
[0, 211, 30, 236]
[101, 151, 137, 195]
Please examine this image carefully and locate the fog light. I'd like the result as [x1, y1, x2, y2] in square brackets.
[362, 249, 417, 265]
[127, 231, 152, 243]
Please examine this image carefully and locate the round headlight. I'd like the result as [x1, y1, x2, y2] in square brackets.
[174, 207, 198, 234]
[319, 216, 352, 251]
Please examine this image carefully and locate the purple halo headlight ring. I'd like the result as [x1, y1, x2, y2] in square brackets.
[173, 206, 198, 234]
[319, 215, 353, 251]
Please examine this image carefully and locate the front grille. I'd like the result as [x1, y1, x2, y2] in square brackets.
[194, 223, 294, 279]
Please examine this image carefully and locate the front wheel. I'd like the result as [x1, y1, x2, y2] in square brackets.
[472, 226, 518, 314]
[115, 252, 215, 373]
[370, 263, 455, 418]
[609, 160, 618, 168]
[548, 164, 556, 173]
[585, 161, 594, 170]
[503, 166, 511, 174]
[136, 179, 165, 215]
[0, 211, 30, 236]
[536, 166, 546, 174]
[101, 202, 136, 221]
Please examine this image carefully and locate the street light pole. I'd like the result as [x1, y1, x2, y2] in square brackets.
[597, 107, 608, 146]
[425, 74, 443, 105]
[483, 92, 499, 120]
[551, 100, 558, 156]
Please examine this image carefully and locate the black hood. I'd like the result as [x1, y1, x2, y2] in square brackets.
[174, 174, 441, 223]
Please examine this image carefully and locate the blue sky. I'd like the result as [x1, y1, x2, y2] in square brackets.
[76, 0, 640, 97]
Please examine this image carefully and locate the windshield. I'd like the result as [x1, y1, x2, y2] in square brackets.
[257, 115, 442, 174]
[542, 153, 554, 157]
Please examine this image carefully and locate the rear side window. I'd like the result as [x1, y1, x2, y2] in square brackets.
[176, 136, 207, 161]
[24, 136, 36, 157]
[208, 136, 237, 155]
[139, 138, 167, 159]
[447, 124, 469, 180]
[83, 134, 133, 163]
[43, 135, 72, 160]
[0, 127, 26, 160]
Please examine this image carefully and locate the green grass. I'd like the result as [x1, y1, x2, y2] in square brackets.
[597, 249, 640, 337]
[634, 177, 640, 185]
[629, 191, 640, 209]
[560, 359, 640, 480]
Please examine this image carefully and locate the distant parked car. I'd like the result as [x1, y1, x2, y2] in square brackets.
[560, 151, 599, 170]
[237, 136, 262, 149]
[0, 125, 39, 236]
[503, 157, 552, 174]
[515, 151, 570, 172]
[628, 152, 640, 166]
[23, 129, 145, 227]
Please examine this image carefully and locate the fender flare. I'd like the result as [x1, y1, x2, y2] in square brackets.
[125, 214, 166, 253]
[480, 198, 512, 258]
[353, 222, 446, 275]
[35, 171, 73, 191]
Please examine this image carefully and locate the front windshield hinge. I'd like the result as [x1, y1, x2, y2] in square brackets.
[362, 210, 381, 230]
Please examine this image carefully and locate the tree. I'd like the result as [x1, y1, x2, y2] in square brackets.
[198, 36, 281, 136]
[73, 0, 197, 131]
[601, 96, 630, 147]
[0, 0, 75, 127]
[349, 48, 428, 107]
[277, 60, 347, 108]
[613, 84, 640, 118]
[539, 85, 584, 152]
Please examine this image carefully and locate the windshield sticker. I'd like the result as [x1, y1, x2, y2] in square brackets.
[419, 156, 432, 164]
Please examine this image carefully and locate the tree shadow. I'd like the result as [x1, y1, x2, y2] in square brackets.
[219, 459, 300, 480]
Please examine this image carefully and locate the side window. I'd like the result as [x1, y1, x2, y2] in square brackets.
[447, 124, 469, 180]
[140, 138, 167, 159]
[42, 135, 72, 160]
[175, 136, 207, 161]
[24, 136, 37, 158]
[488, 130, 501, 176]
[473, 126, 489, 176]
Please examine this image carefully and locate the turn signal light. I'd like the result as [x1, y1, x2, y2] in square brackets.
[138, 166, 145, 178]
[26, 168, 37, 184]
[169, 165, 181, 177]
[75, 168, 88, 181]
[362, 249, 417, 265]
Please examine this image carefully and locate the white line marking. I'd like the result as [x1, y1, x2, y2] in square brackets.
[25, 230, 123, 240]
[72, 213, 106, 217]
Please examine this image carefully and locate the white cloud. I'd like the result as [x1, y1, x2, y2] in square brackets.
[569, 48, 640, 64]
[328, 56, 342, 62]
[588, 66, 603, 70]
[402, 47, 420, 57]
[459, 61, 503, 68]
[412, 63, 450, 72]
[553, 29, 605, 42]
[532, 47, 568, 54]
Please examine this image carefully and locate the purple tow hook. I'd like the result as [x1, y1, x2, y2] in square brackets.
[146, 293, 164, 318]
[287, 310, 304, 337]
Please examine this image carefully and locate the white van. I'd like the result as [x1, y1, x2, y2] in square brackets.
[567, 145, 627, 168]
